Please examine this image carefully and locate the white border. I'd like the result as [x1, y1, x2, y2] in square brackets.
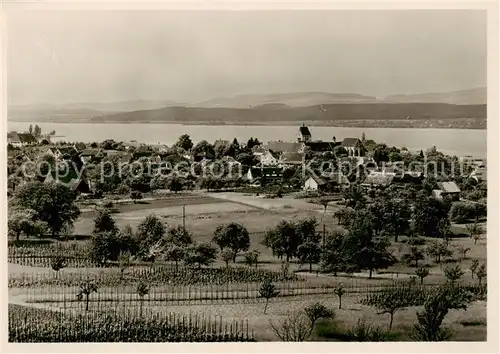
[0, 1, 498, 353]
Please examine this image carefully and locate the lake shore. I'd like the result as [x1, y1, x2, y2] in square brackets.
[9, 118, 487, 129]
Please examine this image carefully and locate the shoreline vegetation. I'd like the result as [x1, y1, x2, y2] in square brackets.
[8, 118, 487, 130]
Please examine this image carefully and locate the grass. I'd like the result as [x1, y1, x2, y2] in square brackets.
[22, 292, 485, 342]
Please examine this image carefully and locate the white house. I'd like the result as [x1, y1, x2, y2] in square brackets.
[303, 175, 327, 191]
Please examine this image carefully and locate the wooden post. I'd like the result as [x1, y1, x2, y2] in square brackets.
[182, 205, 186, 230]
[322, 223, 326, 248]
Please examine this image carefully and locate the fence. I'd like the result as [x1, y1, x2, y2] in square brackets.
[14, 271, 484, 307]
[9, 303, 253, 342]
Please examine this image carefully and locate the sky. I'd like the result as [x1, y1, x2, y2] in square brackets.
[7, 10, 486, 106]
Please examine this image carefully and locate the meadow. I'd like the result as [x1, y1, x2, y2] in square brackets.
[8, 192, 488, 342]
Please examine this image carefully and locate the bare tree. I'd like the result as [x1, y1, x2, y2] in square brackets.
[269, 311, 310, 341]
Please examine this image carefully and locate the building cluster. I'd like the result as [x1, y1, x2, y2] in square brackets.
[7, 124, 486, 198]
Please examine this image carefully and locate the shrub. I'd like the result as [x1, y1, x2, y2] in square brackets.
[346, 319, 396, 341]
[269, 311, 310, 341]
[414, 267, 430, 285]
[459, 319, 486, 327]
[444, 265, 464, 284]
[304, 302, 336, 335]
[449, 201, 486, 223]
[476, 264, 486, 285]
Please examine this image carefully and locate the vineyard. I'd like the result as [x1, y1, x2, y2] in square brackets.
[9, 304, 254, 342]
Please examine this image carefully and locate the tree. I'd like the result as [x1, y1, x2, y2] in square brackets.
[334, 284, 346, 309]
[50, 254, 67, 278]
[76, 281, 98, 311]
[263, 220, 301, 262]
[246, 137, 261, 151]
[118, 251, 133, 280]
[342, 184, 366, 209]
[295, 217, 320, 243]
[244, 249, 260, 268]
[212, 222, 250, 262]
[411, 285, 474, 341]
[415, 267, 430, 285]
[456, 245, 471, 261]
[166, 176, 184, 193]
[334, 207, 356, 228]
[469, 259, 479, 279]
[8, 208, 37, 242]
[402, 246, 425, 268]
[304, 302, 335, 336]
[174, 134, 193, 151]
[320, 231, 346, 276]
[466, 221, 484, 245]
[29, 124, 33, 134]
[130, 190, 142, 203]
[413, 194, 450, 238]
[362, 285, 424, 330]
[259, 279, 280, 314]
[476, 264, 486, 285]
[192, 140, 215, 157]
[343, 212, 396, 279]
[136, 214, 166, 253]
[136, 281, 150, 316]
[166, 225, 192, 246]
[93, 210, 118, 235]
[220, 248, 234, 268]
[164, 244, 185, 272]
[297, 241, 321, 272]
[444, 265, 464, 284]
[90, 230, 123, 264]
[12, 181, 80, 237]
[184, 242, 217, 269]
[426, 240, 453, 264]
[33, 124, 42, 137]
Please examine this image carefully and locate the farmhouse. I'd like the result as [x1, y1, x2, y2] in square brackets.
[47, 146, 79, 159]
[259, 151, 279, 166]
[252, 145, 268, 157]
[45, 169, 92, 194]
[279, 152, 304, 167]
[73, 142, 87, 151]
[267, 141, 303, 154]
[8, 132, 38, 147]
[432, 181, 461, 201]
[393, 171, 423, 184]
[246, 167, 283, 183]
[79, 149, 104, 164]
[303, 174, 327, 192]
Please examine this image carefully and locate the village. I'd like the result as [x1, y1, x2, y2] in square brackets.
[7, 123, 488, 342]
[6, 123, 487, 197]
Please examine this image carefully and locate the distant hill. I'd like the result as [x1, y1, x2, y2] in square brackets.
[196, 92, 380, 108]
[384, 87, 486, 105]
[90, 103, 486, 124]
[9, 99, 184, 113]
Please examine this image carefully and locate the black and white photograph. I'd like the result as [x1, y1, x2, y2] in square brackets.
[2, 2, 497, 348]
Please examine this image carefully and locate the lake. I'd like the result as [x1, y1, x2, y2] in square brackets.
[8, 122, 487, 158]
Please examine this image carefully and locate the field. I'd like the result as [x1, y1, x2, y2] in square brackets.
[8, 192, 488, 342]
